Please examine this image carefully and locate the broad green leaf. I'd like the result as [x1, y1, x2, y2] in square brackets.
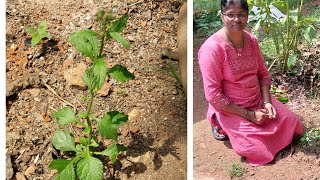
[49, 159, 76, 180]
[38, 20, 47, 35]
[52, 107, 77, 125]
[31, 34, 41, 46]
[76, 156, 103, 180]
[76, 144, 84, 153]
[109, 14, 128, 33]
[108, 65, 134, 82]
[109, 32, 130, 49]
[95, 144, 127, 164]
[77, 111, 88, 118]
[302, 25, 316, 45]
[287, 53, 297, 69]
[51, 130, 77, 152]
[69, 30, 99, 60]
[83, 126, 91, 134]
[89, 138, 99, 147]
[107, 111, 128, 125]
[97, 115, 118, 140]
[93, 58, 107, 90]
[25, 27, 37, 36]
[277, 96, 289, 104]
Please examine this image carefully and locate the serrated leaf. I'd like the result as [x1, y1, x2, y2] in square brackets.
[76, 156, 103, 180]
[107, 111, 128, 125]
[38, 20, 47, 35]
[77, 111, 88, 118]
[93, 58, 107, 90]
[25, 27, 37, 36]
[108, 65, 134, 82]
[109, 32, 130, 49]
[95, 144, 127, 164]
[31, 34, 41, 46]
[69, 30, 99, 60]
[49, 159, 76, 180]
[109, 14, 128, 33]
[97, 116, 118, 140]
[51, 130, 77, 152]
[82, 68, 93, 90]
[52, 107, 77, 125]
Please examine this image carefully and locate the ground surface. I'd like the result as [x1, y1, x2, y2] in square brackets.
[6, 0, 187, 179]
[193, 3, 320, 178]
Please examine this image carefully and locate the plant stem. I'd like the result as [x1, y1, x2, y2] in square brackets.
[99, 33, 105, 57]
[86, 91, 94, 143]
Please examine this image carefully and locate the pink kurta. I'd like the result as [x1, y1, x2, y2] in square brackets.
[198, 31, 303, 166]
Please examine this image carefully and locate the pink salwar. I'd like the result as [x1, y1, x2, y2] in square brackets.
[198, 31, 303, 166]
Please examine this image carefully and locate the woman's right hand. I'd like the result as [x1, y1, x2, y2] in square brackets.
[252, 109, 269, 125]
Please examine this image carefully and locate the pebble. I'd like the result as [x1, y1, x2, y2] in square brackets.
[24, 164, 36, 176]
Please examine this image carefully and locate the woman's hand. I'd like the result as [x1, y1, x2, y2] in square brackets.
[264, 103, 276, 119]
[251, 109, 269, 125]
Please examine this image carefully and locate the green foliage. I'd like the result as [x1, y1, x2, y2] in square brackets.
[229, 162, 245, 178]
[25, 20, 51, 46]
[248, 0, 319, 72]
[193, 0, 222, 36]
[299, 129, 320, 147]
[49, 7, 134, 180]
[270, 85, 289, 103]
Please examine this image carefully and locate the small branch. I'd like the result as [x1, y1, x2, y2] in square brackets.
[42, 80, 76, 110]
[128, 0, 144, 7]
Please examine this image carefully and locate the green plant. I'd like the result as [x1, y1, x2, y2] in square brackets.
[166, 59, 183, 87]
[270, 85, 289, 104]
[25, 20, 51, 46]
[248, 0, 319, 72]
[49, 8, 134, 180]
[229, 162, 245, 178]
[299, 129, 320, 147]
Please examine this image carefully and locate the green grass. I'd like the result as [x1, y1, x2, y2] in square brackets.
[229, 162, 245, 178]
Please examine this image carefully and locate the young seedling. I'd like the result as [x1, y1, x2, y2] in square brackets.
[229, 162, 245, 178]
[49, 8, 134, 180]
[25, 20, 51, 46]
[299, 129, 320, 147]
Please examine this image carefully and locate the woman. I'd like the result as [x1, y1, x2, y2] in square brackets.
[198, 0, 304, 166]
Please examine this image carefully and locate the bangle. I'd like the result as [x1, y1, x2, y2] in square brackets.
[263, 101, 271, 106]
[250, 110, 255, 122]
[245, 109, 248, 120]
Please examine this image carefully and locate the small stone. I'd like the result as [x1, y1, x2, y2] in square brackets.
[127, 35, 135, 42]
[28, 55, 33, 60]
[6, 155, 13, 179]
[24, 164, 36, 176]
[16, 172, 26, 180]
[63, 63, 87, 89]
[97, 82, 111, 97]
[130, 126, 140, 134]
[10, 43, 18, 50]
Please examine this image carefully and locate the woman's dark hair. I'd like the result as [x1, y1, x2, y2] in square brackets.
[221, 0, 249, 13]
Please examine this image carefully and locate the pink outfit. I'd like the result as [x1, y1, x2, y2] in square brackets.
[198, 31, 303, 166]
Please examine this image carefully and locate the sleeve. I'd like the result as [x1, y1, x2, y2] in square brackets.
[198, 46, 231, 111]
[253, 37, 272, 86]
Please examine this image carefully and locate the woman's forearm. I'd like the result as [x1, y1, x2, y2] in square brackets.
[221, 102, 248, 119]
[261, 85, 271, 103]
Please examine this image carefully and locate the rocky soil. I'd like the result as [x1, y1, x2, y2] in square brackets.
[6, 0, 187, 179]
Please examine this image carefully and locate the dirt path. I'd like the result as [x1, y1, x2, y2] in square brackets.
[193, 31, 320, 180]
[6, 0, 187, 179]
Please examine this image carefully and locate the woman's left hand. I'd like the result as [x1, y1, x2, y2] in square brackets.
[264, 103, 276, 119]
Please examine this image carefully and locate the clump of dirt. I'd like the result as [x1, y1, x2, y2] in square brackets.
[6, 0, 187, 179]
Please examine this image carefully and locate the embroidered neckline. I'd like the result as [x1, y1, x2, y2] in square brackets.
[225, 32, 245, 57]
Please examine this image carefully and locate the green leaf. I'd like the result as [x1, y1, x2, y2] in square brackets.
[95, 144, 127, 164]
[51, 129, 77, 152]
[79, 137, 88, 146]
[25, 27, 37, 36]
[97, 116, 118, 140]
[82, 68, 93, 90]
[108, 65, 134, 82]
[69, 30, 99, 60]
[31, 34, 41, 46]
[93, 58, 107, 90]
[287, 53, 297, 69]
[49, 159, 76, 180]
[277, 96, 289, 104]
[77, 111, 88, 119]
[37, 20, 47, 35]
[89, 138, 99, 147]
[109, 32, 130, 49]
[52, 107, 77, 125]
[302, 25, 316, 45]
[76, 156, 103, 180]
[43, 31, 51, 39]
[109, 14, 128, 33]
[108, 111, 128, 125]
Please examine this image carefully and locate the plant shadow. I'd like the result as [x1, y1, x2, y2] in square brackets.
[117, 132, 181, 179]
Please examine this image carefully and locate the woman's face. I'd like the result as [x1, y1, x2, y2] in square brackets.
[221, 3, 248, 32]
